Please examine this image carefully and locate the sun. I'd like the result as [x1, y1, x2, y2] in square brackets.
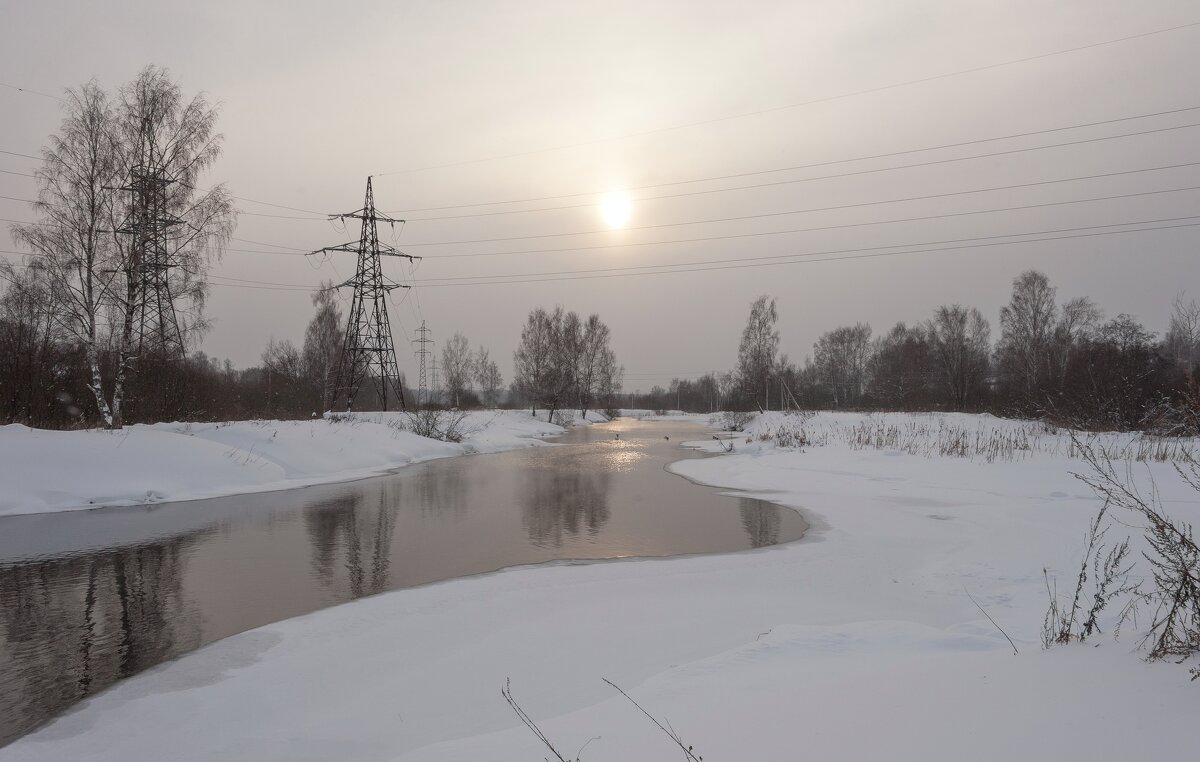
[599, 190, 632, 229]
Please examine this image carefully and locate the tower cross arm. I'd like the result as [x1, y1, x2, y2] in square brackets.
[307, 242, 361, 256]
[328, 211, 405, 225]
[378, 244, 421, 261]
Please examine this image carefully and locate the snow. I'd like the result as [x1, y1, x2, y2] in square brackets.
[2, 411, 1198, 760]
[0, 410, 599, 517]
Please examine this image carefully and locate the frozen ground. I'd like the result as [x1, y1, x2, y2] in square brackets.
[0, 409, 607, 517]
[3, 411, 1198, 760]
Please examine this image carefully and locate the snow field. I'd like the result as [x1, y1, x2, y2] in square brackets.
[2, 410, 1198, 760]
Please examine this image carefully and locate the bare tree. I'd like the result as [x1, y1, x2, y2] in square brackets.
[1047, 296, 1102, 390]
[440, 331, 472, 408]
[9, 67, 234, 428]
[996, 270, 1059, 397]
[513, 307, 616, 421]
[472, 346, 503, 407]
[814, 323, 872, 407]
[302, 282, 342, 413]
[0, 261, 63, 422]
[736, 295, 779, 411]
[514, 307, 558, 416]
[261, 338, 302, 417]
[868, 322, 931, 409]
[11, 82, 122, 426]
[598, 355, 624, 414]
[574, 314, 616, 418]
[927, 305, 991, 410]
[106, 67, 234, 426]
[1165, 293, 1200, 369]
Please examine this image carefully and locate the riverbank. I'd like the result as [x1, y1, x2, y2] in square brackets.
[3, 411, 1197, 760]
[0, 410, 608, 517]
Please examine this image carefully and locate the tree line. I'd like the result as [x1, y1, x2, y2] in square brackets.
[642, 270, 1199, 432]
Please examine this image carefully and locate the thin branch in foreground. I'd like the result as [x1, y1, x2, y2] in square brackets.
[964, 587, 1019, 655]
[501, 678, 573, 762]
[602, 678, 703, 762]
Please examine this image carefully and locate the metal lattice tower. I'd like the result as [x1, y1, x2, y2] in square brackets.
[430, 357, 441, 407]
[312, 176, 419, 411]
[115, 118, 185, 357]
[413, 321, 432, 407]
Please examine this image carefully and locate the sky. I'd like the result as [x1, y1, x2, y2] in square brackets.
[2, 0, 1199, 391]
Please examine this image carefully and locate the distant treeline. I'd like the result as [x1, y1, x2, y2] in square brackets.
[628, 270, 1200, 433]
[3, 267, 1196, 432]
[0, 269, 624, 428]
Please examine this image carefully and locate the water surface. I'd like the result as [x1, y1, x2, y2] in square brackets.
[0, 418, 803, 746]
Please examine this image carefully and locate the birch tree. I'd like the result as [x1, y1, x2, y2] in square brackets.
[575, 313, 614, 418]
[9, 66, 234, 428]
[736, 295, 779, 411]
[440, 332, 473, 408]
[514, 307, 557, 416]
[11, 82, 122, 425]
[996, 270, 1058, 397]
[302, 282, 343, 412]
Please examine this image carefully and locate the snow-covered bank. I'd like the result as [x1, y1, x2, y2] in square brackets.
[3, 411, 1198, 760]
[0, 410, 606, 517]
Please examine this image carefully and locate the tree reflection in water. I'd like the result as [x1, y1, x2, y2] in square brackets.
[521, 465, 612, 547]
[303, 488, 398, 599]
[739, 498, 782, 548]
[0, 537, 201, 745]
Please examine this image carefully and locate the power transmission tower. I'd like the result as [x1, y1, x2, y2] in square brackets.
[413, 321, 432, 407]
[311, 176, 419, 411]
[430, 357, 441, 407]
[114, 117, 186, 357]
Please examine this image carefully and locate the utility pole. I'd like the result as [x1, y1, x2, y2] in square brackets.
[413, 321, 432, 407]
[114, 116, 186, 358]
[311, 176, 418, 412]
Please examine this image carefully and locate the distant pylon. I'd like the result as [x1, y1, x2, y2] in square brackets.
[115, 116, 185, 357]
[310, 176, 419, 411]
[413, 321, 432, 407]
[430, 356, 441, 406]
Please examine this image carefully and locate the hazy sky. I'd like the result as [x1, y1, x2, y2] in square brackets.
[2, 0, 1198, 390]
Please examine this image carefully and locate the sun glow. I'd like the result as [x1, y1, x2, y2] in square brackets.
[599, 190, 632, 229]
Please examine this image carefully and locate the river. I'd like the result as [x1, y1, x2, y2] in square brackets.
[0, 417, 804, 746]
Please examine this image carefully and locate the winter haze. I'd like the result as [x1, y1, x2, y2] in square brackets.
[1, 0, 1198, 389]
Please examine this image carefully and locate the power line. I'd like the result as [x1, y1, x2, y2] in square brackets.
[0, 81, 64, 102]
[410, 221, 1200, 288]
[0, 190, 325, 221]
[406, 215, 1200, 285]
[7, 182, 1199, 267]
[398, 181, 1200, 249]
[0, 150, 39, 162]
[405, 127, 1200, 223]
[10, 214, 1185, 291]
[7, 104, 1199, 239]
[372, 19, 1200, 176]
[412, 164, 1200, 257]
[388, 106, 1200, 217]
[199, 220, 1200, 289]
